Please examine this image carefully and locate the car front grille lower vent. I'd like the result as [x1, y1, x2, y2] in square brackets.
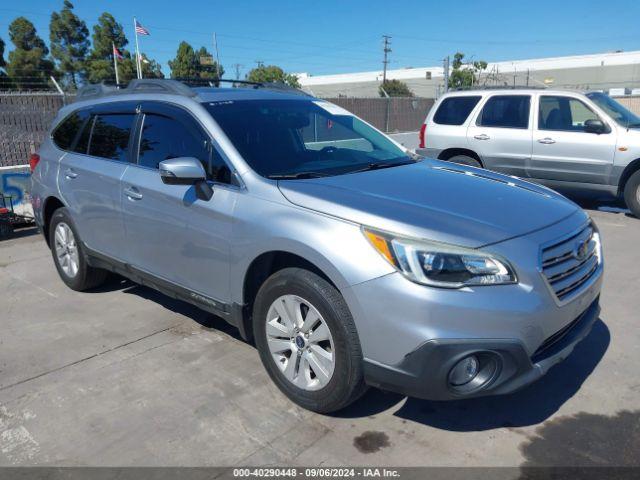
[541, 224, 599, 302]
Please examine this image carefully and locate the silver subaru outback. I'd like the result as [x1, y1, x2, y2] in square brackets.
[31, 79, 603, 413]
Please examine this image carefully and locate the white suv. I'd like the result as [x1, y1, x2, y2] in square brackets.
[417, 88, 640, 217]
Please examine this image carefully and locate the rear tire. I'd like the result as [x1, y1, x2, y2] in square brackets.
[49, 207, 108, 291]
[623, 170, 640, 218]
[253, 268, 367, 413]
[445, 154, 482, 168]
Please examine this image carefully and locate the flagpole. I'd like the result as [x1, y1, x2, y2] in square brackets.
[133, 17, 142, 79]
[112, 42, 120, 85]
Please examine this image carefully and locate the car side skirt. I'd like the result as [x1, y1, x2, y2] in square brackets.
[83, 245, 246, 335]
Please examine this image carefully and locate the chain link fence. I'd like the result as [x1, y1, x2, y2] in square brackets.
[327, 97, 434, 133]
[3, 91, 639, 168]
[0, 92, 66, 167]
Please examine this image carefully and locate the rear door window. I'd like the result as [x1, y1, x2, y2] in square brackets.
[433, 96, 482, 125]
[52, 110, 89, 151]
[478, 95, 531, 129]
[88, 114, 136, 162]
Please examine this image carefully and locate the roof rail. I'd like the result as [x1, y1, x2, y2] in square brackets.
[74, 79, 198, 102]
[125, 78, 197, 97]
[179, 77, 312, 96]
[74, 82, 119, 101]
[73, 77, 311, 103]
[450, 85, 549, 91]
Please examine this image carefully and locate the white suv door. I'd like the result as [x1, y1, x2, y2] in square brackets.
[528, 94, 616, 184]
[466, 94, 533, 178]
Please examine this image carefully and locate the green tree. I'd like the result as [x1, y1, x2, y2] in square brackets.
[246, 64, 300, 88]
[195, 46, 224, 83]
[0, 36, 9, 89]
[0, 36, 5, 69]
[169, 41, 198, 78]
[168, 42, 222, 83]
[49, 0, 90, 89]
[85, 12, 129, 83]
[448, 52, 487, 89]
[85, 13, 162, 84]
[6, 17, 55, 90]
[378, 79, 413, 97]
[138, 54, 164, 79]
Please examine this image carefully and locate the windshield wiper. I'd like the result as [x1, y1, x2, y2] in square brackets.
[268, 171, 330, 180]
[347, 159, 416, 175]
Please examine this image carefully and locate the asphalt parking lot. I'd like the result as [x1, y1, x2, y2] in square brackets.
[0, 203, 638, 468]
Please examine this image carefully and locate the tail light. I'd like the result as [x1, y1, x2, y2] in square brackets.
[419, 124, 427, 149]
[29, 153, 40, 173]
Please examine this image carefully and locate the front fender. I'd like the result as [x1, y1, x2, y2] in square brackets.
[228, 195, 394, 305]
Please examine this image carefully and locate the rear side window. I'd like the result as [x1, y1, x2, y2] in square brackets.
[88, 114, 135, 162]
[478, 95, 531, 129]
[433, 96, 482, 125]
[52, 111, 88, 150]
[138, 113, 231, 183]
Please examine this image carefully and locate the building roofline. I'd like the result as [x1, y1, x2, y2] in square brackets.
[298, 50, 640, 86]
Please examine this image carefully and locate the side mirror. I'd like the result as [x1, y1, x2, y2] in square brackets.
[159, 157, 206, 185]
[584, 119, 607, 134]
[159, 157, 213, 201]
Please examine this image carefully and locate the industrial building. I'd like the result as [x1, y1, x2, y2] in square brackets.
[298, 50, 640, 98]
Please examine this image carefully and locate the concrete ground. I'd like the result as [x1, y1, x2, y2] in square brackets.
[0, 203, 638, 468]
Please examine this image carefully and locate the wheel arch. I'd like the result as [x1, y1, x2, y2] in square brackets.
[438, 148, 483, 166]
[238, 249, 343, 343]
[618, 158, 640, 196]
[42, 196, 66, 247]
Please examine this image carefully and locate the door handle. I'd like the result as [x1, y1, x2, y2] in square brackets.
[538, 137, 556, 144]
[124, 187, 143, 200]
[64, 168, 78, 179]
[474, 134, 490, 140]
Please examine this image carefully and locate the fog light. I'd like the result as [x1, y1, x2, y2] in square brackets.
[449, 355, 479, 386]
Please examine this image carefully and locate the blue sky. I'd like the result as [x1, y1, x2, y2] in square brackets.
[2, 0, 640, 78]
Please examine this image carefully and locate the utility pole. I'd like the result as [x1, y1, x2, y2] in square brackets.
[382, 35, 391, 84]
[255, 60, 264, 68]
[233, 63, 244, 80]
[443, 56, 450, 93]
[213, 33, 221, 79]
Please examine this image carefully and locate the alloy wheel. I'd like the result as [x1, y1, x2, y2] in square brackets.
[265, 294, 335, 391]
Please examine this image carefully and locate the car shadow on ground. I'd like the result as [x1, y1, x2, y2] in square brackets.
[90, 271, 610, 432]
[91, 275, 246, 342]
[335, 319, 610, 431]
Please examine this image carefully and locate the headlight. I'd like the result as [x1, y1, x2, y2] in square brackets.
[363, 227, 517, 288]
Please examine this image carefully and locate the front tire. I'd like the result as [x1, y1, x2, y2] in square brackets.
[49, 207, 108, 291]
[446, 154, 482, 168]
[623, 170, 640, 218]
[253, 268, 367, 413]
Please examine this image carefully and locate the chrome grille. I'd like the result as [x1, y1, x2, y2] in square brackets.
[541, 224, 599, 302]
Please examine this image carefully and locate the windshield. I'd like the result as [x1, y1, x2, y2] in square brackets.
[586, 92, 640, 128]
[204, 99, 412, 178]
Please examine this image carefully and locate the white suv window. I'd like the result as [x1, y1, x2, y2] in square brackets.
[433, 96, 482, 125]
[538, 96, 601, 132]
[477, 95, 531, 129]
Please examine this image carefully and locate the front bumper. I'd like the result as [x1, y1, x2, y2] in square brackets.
[362, 297, 600, 400]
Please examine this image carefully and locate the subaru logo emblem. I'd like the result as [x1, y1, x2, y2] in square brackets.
[573, 239, 589, 261]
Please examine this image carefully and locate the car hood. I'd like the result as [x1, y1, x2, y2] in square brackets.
[277, 159, 583, 248]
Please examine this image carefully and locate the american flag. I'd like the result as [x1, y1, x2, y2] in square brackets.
[135, 19, 150, 35]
